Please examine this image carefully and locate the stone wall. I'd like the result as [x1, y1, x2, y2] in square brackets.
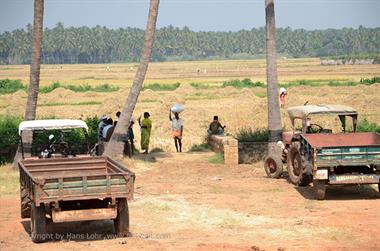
[238, 142, 268, 164]
[208, 135, 238, 165]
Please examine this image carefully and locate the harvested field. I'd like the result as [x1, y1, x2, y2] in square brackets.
[0, 153, 379, 251]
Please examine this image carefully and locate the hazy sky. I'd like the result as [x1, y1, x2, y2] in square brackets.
[0, 0, 379, 33]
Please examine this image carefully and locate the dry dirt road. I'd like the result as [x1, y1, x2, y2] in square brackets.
[1, 152, 379, 251]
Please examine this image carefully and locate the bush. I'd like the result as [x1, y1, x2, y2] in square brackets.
[222, 78, 265, 88]
[143, 82, 180, 91]
[356, 119, 380, 133]
[0, 116, 22, 149]
[360, 77, 380, 85]
[190, 83, 213, 89]
[0, 79, 26, 94]
[235, 128, 269, 142]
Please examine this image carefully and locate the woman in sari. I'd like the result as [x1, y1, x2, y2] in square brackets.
[138, 112, 152, 154]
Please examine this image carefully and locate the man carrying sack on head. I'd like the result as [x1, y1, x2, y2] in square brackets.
[169, 104, 184, 152]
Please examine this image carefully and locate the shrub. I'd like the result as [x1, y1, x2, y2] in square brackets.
[356, 119, 380, 133]
[143, 82, 180, 91]
[360, 77, 380, 85]
[222, 79, 264, 88]
[0, 116, 22, 149]
[190, 83, 213, 89]
[40, 82, 119, 93]
[0, 79, 26, 94]
[189, 143, 210, 152]
[235, 128, 269, 142]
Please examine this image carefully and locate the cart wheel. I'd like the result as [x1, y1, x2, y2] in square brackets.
[31, 202, 46, 243]
[264, 154, 283, 178]
[287, 142, 312, 186]
[114, 198, 130, 237]
[313, 180, 326, 200]
[20, 185, 31, 218]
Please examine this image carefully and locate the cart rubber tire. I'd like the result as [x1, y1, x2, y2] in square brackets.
[287, 142, 312, 186]
[20, 185, 31, 218]
[264, 154, 283, 178]
[114, 198, 130, 237]
[313, 180, 326, 200]
[31, 202, 46, 243]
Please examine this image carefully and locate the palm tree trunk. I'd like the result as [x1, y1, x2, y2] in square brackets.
[104, 0, 160, 158]
[25, 0, 44, 120]
[13, 0, 44, 167]
[265, 0, 282, 155]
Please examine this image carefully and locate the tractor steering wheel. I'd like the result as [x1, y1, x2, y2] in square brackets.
[307, 123, 324, 133]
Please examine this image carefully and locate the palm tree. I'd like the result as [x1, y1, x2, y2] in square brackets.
[13, 0, 44, 167]
[265, 0, 282, 154]
[25, 0, 44, 120]
[104, 0, 160, 158]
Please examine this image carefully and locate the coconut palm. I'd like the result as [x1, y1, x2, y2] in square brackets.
[104, 0, 160, 158]
[13, 0, 44, 167]
[25, 0, 44, 120]
[265, 0, 282, 155]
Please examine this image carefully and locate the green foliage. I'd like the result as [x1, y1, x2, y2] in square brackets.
[190, 83, 214, 89]
[40, 82, 118, 93]
[222, 79, 265, 88]
[360, 76, 380, 85]
[0, 116, 22, 149]
[235, 128, 269, 142]
[39, 101, 101, 107]
[0, 115, 100, 163]
[208, 153, 224, 164]
[356, 119, 380, 133]
[189, 143, 210, 152]
[143, 82, 180, 91]
[327, 81, 357, 87]
[1, 24, 379, 64]
[0, 79, 26, 94]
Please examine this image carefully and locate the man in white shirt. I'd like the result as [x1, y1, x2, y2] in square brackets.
[169, 110, 184, 152]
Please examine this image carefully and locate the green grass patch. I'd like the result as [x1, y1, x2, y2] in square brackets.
[222, 78, 265, 88]
[327, 81, 357, 87]
[235, 128, 269, 142]
[0, 79, 26, 94]
[360, 76, 380, 85]
[189, 143, 211, 152]
[190, 82, 215, 89]
[254, 92, 267, 98]
[143, 82, 180, 91]
[208, 153, 224, 164]
[39, 101, 101, 107]
[39, 82, 119, 93]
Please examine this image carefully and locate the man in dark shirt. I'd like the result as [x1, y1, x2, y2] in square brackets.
[208, 116, 226, 136]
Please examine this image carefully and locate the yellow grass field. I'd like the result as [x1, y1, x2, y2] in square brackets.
[1, 58, 379, 152]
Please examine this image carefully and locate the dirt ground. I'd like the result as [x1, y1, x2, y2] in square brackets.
[1, 152, 379, 251]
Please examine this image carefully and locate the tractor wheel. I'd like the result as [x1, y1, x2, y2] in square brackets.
[30, 202, 46, 243]
[114, 198, 130, 237]
[20, 185, 31, 218]
[264, 154, 283, 178]
[313, 180, 326, 200]
[287, 142, 312, 186]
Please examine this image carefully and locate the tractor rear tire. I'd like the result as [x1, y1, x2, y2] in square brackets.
[287, 142, 312, 186]
[264, 154, 283, 178]
[31, 202, 46, 243]
[20, 185, 31, 218]
[313, 180, 326, 200]
[114, 198, 130, 237]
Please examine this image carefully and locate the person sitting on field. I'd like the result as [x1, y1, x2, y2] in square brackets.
[208, 116, 226, 136]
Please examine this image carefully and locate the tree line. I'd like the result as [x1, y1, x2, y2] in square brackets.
[0, 23, 379, 64]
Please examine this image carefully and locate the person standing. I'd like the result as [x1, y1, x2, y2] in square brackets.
[279, 87, 287, 108]
[138, 112, 152, 154]
[169, 109, 184, 152]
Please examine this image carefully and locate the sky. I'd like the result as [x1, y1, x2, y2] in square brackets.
[0, 0, 379, 33]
